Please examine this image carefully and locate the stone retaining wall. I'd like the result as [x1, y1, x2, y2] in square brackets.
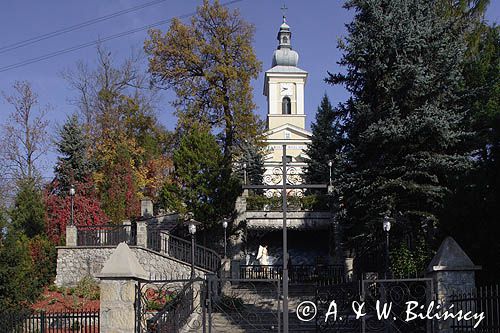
[55, 246, 207, 286]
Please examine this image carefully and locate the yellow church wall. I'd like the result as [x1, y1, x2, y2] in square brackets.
[268, 115, 305, 129]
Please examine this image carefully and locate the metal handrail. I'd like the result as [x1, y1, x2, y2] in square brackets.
[147, 228, 221, 272]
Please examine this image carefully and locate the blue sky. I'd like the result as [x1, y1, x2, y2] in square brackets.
[0, 0, 499, 179]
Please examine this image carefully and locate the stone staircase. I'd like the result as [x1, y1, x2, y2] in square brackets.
[183, 282, 319, 332]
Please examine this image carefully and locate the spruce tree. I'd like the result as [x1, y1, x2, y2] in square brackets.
[304, 94, 345, 187]
[54, 114, 92, 192]
[10, 179, 46, 238]
[329, 0, 473, 250]
[236, 141, 265, 187]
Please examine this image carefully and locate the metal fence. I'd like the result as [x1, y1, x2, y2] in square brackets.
[450, 284, 500, 332]
[239, 264, 346, 284]
[76, 224, 135, 246]
[0, 309, 99, 332]
[135, 278, 202, 333]
[147, 228, 221, 272]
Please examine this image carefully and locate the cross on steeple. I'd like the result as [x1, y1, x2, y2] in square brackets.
[281, 4, 288, 21]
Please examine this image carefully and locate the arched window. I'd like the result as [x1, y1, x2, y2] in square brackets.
[282, 36, 288, 44]
[282, 97, 291, 114]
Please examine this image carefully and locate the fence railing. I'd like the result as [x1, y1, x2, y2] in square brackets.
[450, 284, 500, 332]
[76, 224, 135, 246]
[143, 280, 197, 332]
[147, 228, 221, 273]
[240, 264, 346, 284]
[1, 309, 99, 332]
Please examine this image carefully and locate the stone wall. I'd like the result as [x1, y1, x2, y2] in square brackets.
[55, 246, 207, 286]
[246, 211, 332, 230]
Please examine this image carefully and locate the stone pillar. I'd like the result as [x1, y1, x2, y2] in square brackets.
[426, 237, 481, 333]
[98, 242, 148, 333]
[141, 197, 153, 218]
[230, 192, 247, 260]
[66, 225, 77, 247]
[136, 220, 147, 248]
[344, 257, 354, 281]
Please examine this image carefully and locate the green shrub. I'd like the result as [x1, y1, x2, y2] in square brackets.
[74, 276, 100, 300]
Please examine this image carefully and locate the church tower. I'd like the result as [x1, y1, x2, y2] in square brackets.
[264, 16, 308, 130]
[262, 16, 312, 192]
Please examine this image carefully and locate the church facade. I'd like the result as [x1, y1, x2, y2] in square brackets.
[262, 17, 312, 196]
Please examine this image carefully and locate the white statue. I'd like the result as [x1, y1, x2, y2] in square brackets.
[256, 245, 269, 266]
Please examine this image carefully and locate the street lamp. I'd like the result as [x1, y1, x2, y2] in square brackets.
[184, 214, 201, 279]
[222, 218, 229, 258]
[243, 162, 248, 185]
[327, 160, 334, 195]
[383, 215, 392, 278]
[69, 185, 76, 226]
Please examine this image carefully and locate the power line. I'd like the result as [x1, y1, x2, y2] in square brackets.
[0, 0, 168, 55]
[0, 0, 245, 73]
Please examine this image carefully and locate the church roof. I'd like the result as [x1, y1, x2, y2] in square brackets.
[266, 65, 307, 74]
[264, 123, 312, 138]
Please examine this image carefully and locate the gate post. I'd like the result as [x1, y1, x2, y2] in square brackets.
[426, 237, 481, 333]
[97, 242, 148, 333]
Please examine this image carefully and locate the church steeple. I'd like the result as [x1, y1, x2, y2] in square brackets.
[272, 16, 299, 67]
[264, 12, 308, 131]
[277, 16, 291, 49]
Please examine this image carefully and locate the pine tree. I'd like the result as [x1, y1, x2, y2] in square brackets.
[304, 94, 345, 187]
[329, 0, 473, 250]
[54, 114, 92, 192]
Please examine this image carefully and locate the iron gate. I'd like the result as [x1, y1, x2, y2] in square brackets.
[135, 276, 282, 332]
[361, 278, 435, 333]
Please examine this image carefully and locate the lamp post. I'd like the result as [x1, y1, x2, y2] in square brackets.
[69, 185, 75, 226]
[222, 218, 228, 258]
[243, 162, 248, 185]
[184, 215, 200, 279]
[327, 160, 334, 195]
[383, 215, 391, 279]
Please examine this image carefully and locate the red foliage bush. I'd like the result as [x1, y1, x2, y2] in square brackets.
[45, 179, 108, 244]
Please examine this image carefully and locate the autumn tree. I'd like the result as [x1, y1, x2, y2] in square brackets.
[145, 0, 263, 160]
[1, 81, 50, 185]
[63, 46, 172, 219]
[45, 180, 108, 244]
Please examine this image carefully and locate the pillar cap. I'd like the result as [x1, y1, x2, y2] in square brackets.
[427, 237, 481, 273]
[97, 242, 148, 280]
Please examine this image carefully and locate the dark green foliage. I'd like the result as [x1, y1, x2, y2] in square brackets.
[235, 141, 265, 187]
[304, 94, 346, 188]
[328, 0, 473, 250]
[163, 128, 240, 229]
[441, 24, 500, 283]
[54, 114, 93, 192]
[10, 179, 46, 238]
[0, 233, 53, 311]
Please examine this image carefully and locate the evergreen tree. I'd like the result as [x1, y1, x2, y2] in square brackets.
[442, 24, 500, 282]
[329, 0, 473, 251]
[236, 141, 265, 187]
[163, 128, 240, 229]
[10, 179, 46, 238]
[304, 94, 346, 187]
[54, 114, 92, 192]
